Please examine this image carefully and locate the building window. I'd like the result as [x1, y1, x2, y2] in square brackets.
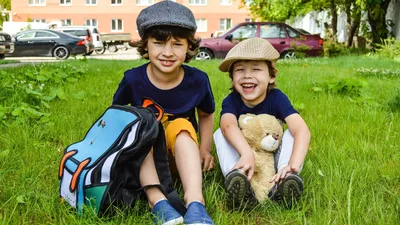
[60, 0, 71, 5]
[85, 0, 97, 5]
[61, 19, 72, 26]
[195, 19, 207, 32]
[220, 0, 231, 5]
[136, 0, 153, 5]
[32, 19, 46, 23]
[85, 19, 98, 27]
[220, 18, 232, 30]
[111, 19, 123, 32]
[189, 0, 206, 5]
[29, 0, 46, 6]
[245, 18, 253, 22]
[111, 0, 122, 5]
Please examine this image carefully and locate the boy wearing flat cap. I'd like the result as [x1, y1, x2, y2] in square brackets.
[112, 1, 214, 225]
[213, 38, 311, 209]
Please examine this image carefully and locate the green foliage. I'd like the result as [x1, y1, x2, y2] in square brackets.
[374, 38, 400, 60]
[0, 63, 89, 125]
[291, 43, 311, 58]
[388, 92, 400, 112]
[323, 39, 345, 57]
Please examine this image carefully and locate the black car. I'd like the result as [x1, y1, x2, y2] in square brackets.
[7, 29, 87, 59]
[0, 32, 15, 60]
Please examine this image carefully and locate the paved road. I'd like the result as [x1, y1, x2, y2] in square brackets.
[1, 47, 141, 68]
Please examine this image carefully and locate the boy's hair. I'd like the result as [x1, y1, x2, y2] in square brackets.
[136, 25, 201, 63]
[228, 60, 277, 93]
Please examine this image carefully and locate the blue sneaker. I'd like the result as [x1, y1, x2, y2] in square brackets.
[183, 201, 213, 225]
[152, 199, 184, 225]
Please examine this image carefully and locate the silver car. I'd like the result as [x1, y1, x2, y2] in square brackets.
[0, 32, 15, 60]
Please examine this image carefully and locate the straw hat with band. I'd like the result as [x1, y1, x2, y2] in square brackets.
[218, 38, 280, 73]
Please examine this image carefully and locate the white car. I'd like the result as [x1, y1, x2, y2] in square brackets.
[86, 26, 104, 52]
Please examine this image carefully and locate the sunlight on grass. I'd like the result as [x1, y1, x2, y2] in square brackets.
[0, 56, 399, 224]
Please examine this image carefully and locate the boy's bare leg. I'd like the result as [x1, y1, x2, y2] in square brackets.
[174, 131, 204, 206]
[139, 150, 166, 207]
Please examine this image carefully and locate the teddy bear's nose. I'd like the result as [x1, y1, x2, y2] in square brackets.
[272, 134, 279, 140]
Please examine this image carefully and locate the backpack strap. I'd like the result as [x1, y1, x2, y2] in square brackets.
[142, 98, 187, 215]
[152, 123, 187, 215]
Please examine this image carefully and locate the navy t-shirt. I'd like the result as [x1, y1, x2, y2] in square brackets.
[220, 89, 298, 122]
[113, 63, 215, 131]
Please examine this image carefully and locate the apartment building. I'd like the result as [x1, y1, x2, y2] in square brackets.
[10, 0, 254, 40]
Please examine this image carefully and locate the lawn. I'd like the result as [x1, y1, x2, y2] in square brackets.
[0, 56, 399, 224]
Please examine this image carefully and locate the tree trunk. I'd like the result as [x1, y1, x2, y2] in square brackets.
[330, 0, 338, 42]
[367, 0, 391, 45]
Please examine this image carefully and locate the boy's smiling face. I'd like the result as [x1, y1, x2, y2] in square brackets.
[146, 36, 189, 75]
[232, 60, 275, 107]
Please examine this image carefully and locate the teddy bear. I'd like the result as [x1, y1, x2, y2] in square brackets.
[238, 113, 284, 201]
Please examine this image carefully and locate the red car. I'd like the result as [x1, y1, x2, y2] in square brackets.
[196, 22, 323, 60]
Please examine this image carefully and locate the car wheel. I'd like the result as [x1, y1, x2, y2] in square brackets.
[0, 54, 5, 60]
[95, 48, 106, 54]
[282, 51, 296, 59]
[108, 44, 118, 53]
[85, 50, 94, 56]
[53, 46, 70, 60]
[195, 49, 213, 60]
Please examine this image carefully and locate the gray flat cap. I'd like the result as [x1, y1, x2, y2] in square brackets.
[137, 1, 197, 38]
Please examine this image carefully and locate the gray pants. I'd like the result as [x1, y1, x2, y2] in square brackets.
[213, 128, 302, 177]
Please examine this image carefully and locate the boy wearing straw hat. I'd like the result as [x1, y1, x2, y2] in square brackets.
[213, 38, 311, 209]
[112, 1, 214, 224]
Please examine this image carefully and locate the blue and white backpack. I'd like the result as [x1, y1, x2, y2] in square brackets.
[59, 99, 186, 216]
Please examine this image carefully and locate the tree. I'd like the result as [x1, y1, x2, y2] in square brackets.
[0, 0, 12, 28]
[362, 0, 392, 45]
[240, 0, 397, 46]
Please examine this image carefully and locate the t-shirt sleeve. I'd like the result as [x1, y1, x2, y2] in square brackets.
[112, 76, 132, 105]
[220, 94, 238, 118]
[275, 91, 298, 120]
[197, 76, 215, 114]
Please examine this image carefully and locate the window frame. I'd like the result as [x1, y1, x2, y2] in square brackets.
[28, 0, 46, 6]
[195, 19, 207, 32]
[60, 0, 72, 6]
[61, 19, 73, 26]
[220, 0, 232, 6]
[85, 0, 97, 6]
[85, 19, 98, 27]
[189, 0, 206, 6]
[136, 0, 154, 6]
[111, 0, 123, 5]
[220, 18, 232, 31]
[111, 19, 124, 32]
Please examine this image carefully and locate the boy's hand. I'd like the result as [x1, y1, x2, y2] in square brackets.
[270, 165, 299, 183]
[200, 149, 215, 172]
[233, 152, 255, 180]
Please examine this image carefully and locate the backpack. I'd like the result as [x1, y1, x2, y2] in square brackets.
[58, 99, 186, 216]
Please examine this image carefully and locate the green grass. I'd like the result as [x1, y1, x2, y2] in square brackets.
[1, 56, 400, 224]
[0, 59, 20, 65]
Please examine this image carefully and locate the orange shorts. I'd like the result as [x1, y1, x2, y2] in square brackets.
[164, 118, 198, 156]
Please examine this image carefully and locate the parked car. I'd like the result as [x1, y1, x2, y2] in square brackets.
[196, 22, 323, 60]
[7, 29, 87, 59]
[85, 26, 104, 52]
[0, 32, 15, 60]
[53, 26, 95, 55]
